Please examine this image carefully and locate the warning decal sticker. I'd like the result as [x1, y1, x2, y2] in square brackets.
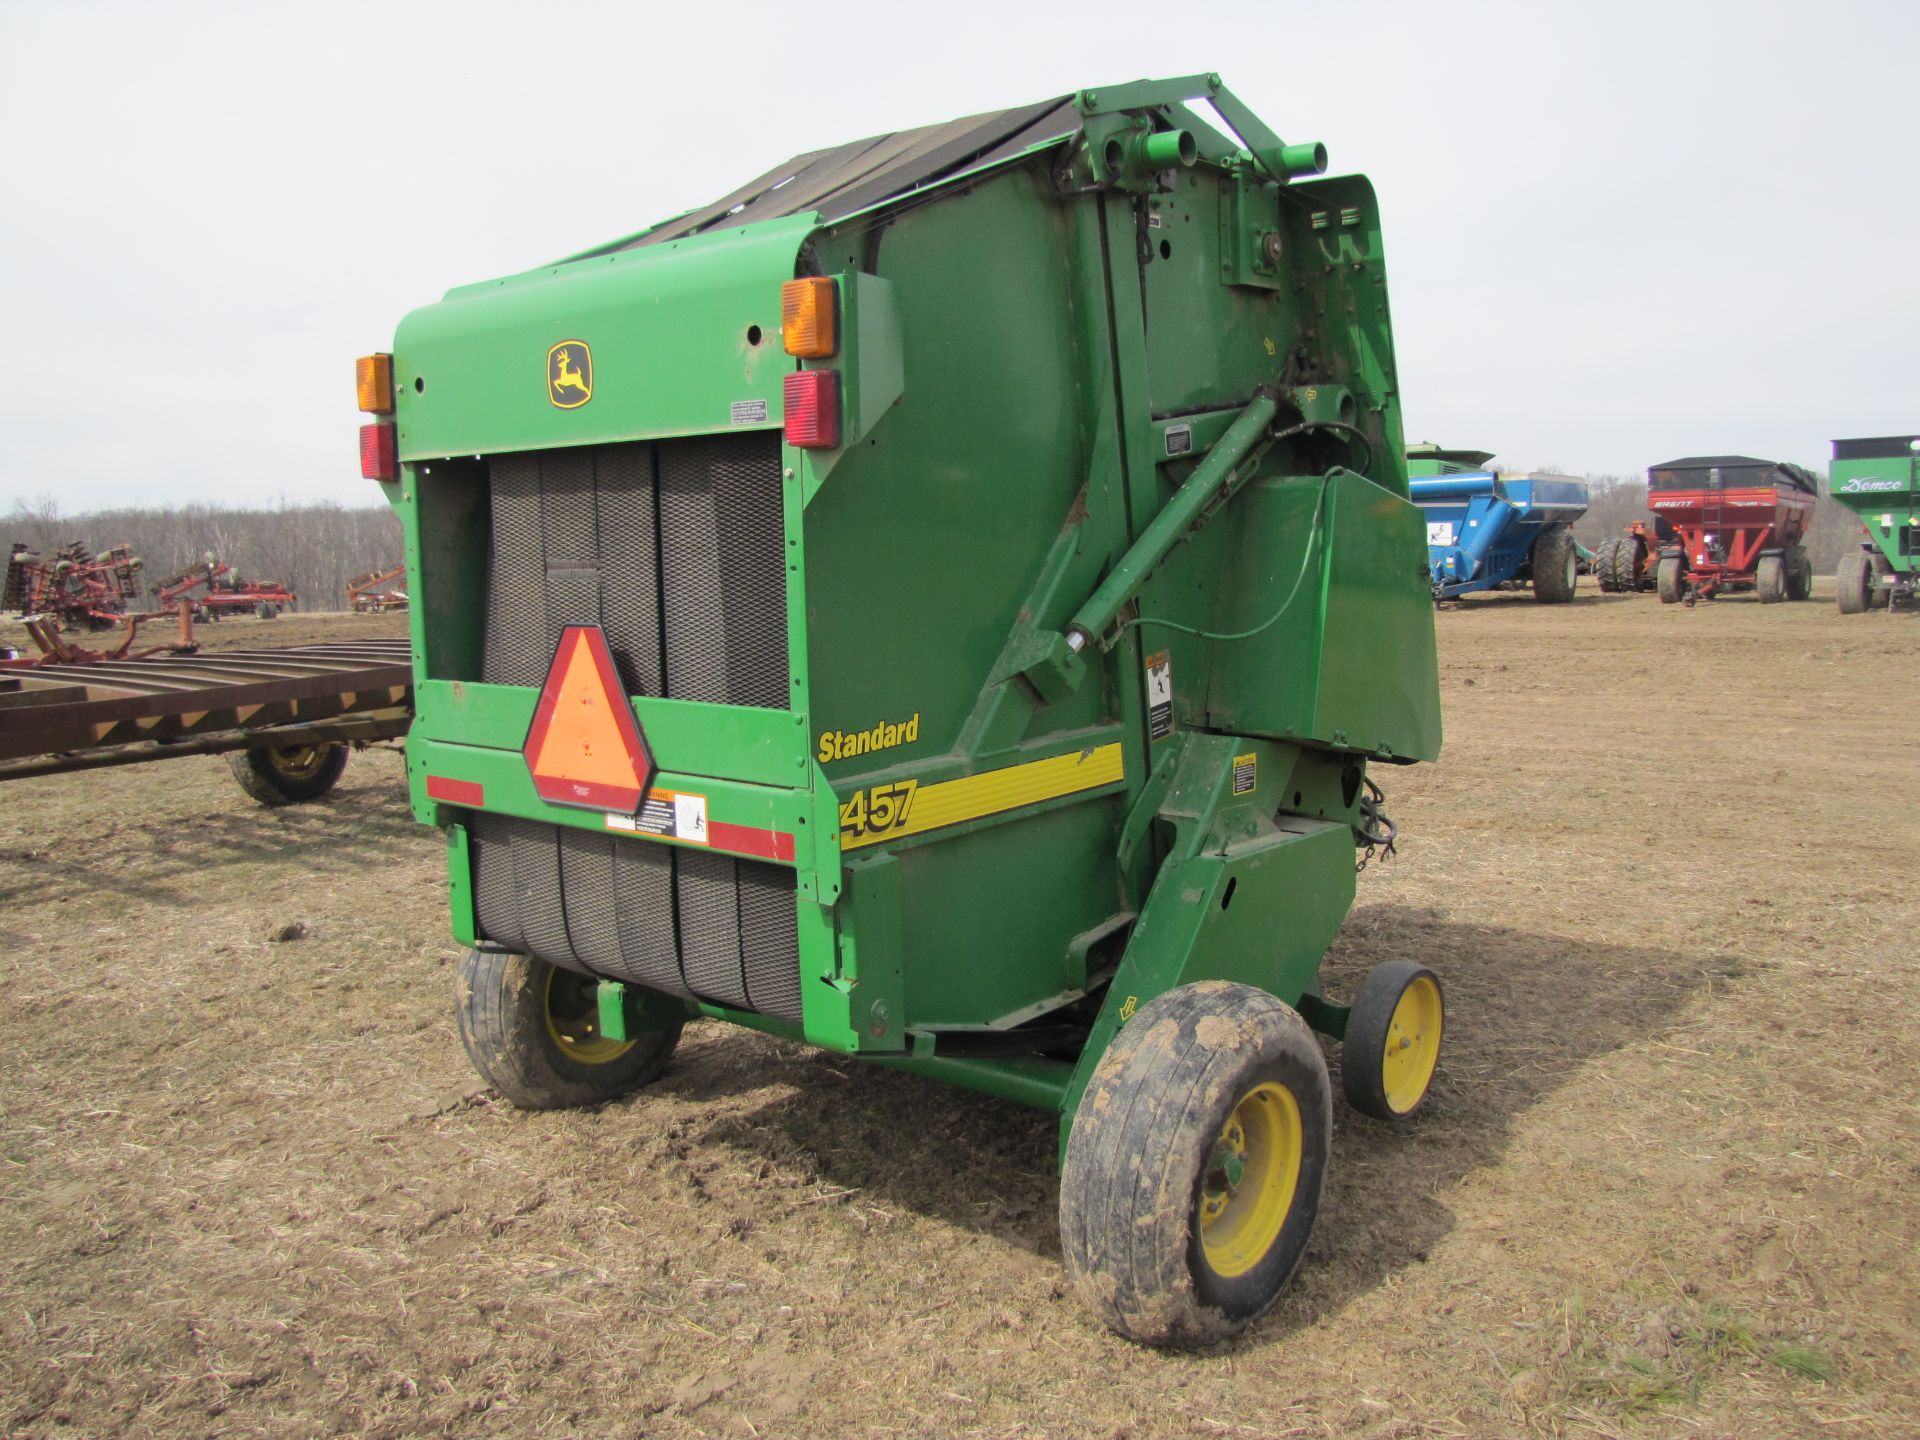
[1232, 752, 1257, 796]
[1145, 650, 1174, 741]
[607, 787, 709, 845]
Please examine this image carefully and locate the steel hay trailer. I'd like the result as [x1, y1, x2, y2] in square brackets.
[365, 76, 1444, 1345]
[1829, 434, 1920, 613]
[1406, 444, 1588, 601]
[0, 639, 411, 802]
[1646, 455, 1817, 604]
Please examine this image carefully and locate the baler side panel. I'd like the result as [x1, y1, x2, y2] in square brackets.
[800, 165, 1136, 1035]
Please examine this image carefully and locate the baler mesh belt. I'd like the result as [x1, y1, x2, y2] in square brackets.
[470, 812, 802, 1022]
[482, 435, 787, 706]
[471, 432, 797, 1018]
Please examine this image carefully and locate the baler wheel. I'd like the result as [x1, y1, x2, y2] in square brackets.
[1059, 981, 1330, 1346]
[227, 741, 349, 806]
[1657, 556, 1685, 605]
[1755, 555, 1787, 604]
[1341, 962, 1445, 1120]
[1836, 550, 1872, 615]
[1531, 526, 1578, 604]
[454, 948, 682, 1111]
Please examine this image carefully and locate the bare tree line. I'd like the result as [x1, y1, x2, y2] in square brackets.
[4, 499, 402, 611]
[4, 468, 1873, 617]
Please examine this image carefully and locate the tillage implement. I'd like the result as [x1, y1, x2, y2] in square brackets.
[364, 76, 1445, 1345]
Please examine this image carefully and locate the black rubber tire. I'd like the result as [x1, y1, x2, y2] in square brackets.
[1531, 526, 1577, 603]
[1657, 555, 1685, 605]
[1341, 962, 1445, 1121]
[1787, 548, 1813, 601]
[1059, 981, 1332, 1347]
[1869, 555, 1892, 609]
[454, 948, 682, 1110]
[227, 741, 349, 806]
[1592, 538, 1622, 593]
[1836, 550, 1872, 615]
[1755, 554, 1787, 604]
[1604, 537, 1635, 592]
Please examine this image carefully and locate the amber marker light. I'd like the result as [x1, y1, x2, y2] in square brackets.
[780, 277, 837, 358]
[356, 353, 394, 414]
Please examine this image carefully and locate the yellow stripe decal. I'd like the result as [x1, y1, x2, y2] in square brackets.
[838, 742, 1125, 851]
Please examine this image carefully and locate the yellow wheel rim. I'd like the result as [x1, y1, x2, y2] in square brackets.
[543, 968, 634, 1066]
[1197, 1081, 1303, 1279]
[1381, 976, 1443, 1114]
[267, 744, 330, 780]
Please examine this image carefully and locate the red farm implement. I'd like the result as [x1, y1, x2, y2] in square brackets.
[348, 564, 408, 613]
[5, 541, 145, 628]
[1592, 519, 1672, 593]
[155, 559, 297, 619]
[1646, 456, 1817, 604]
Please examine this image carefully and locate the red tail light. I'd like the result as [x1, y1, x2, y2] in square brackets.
[360, 422, 397, 481]
[784, 370, 839, 449]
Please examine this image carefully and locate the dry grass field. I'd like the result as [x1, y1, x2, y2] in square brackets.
[2, 592, 1916, 1438]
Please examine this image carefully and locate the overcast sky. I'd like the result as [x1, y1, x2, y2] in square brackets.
[2, 0, 1914, 512]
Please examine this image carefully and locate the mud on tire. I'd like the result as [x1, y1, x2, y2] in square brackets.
[1059, 981, 1332, 1347]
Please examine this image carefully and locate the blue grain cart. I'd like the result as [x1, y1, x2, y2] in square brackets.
[1407, 443, 1589, 603]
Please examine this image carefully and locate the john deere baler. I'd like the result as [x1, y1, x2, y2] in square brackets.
[362, 75, 1443, 1345]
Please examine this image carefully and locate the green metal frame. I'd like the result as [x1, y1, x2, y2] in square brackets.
[1829, 440, 1920, 579]
[382, 75, 1442, 1157]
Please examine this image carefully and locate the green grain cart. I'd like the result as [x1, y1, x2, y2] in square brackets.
[1830, 434, 1920, 612]
[361, 76, 1444, 1344]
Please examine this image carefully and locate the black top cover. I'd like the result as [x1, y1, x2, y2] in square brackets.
[1647, 456, 1818, 495]
[588, 97, 1080, 256]
[1832, 435, 1920, 461]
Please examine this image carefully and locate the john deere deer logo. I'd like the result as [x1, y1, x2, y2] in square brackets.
[547, 341, 593, 409]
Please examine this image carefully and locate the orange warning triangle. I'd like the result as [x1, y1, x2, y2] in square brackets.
[523, 625, 655, 813]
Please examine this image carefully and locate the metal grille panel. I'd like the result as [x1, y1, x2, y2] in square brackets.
[469, 434, 797, 1016]
[659, 435, 789, 708]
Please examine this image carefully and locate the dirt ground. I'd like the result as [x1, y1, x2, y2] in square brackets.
[2, 591, 1916, 1439]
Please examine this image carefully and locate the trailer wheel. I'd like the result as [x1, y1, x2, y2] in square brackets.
[1836, 550, 1872, 615]
[1657, 555, 1685, 604]
[1755, 554, 1787, 604]
[454, 949, 682, 1111]
[1060, 981, 1331, 1346]
[1591, 538, 1621, 592]
[1787, 548, 1813, 601]
[1604, 537, 1635, 593]
[227, 741, 349, 805]
[1531, 526, 1577, 604]
[1341, 962, 1445, 1120]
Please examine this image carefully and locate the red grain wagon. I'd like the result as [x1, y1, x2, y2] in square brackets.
[1646, 455, 1817, 604]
